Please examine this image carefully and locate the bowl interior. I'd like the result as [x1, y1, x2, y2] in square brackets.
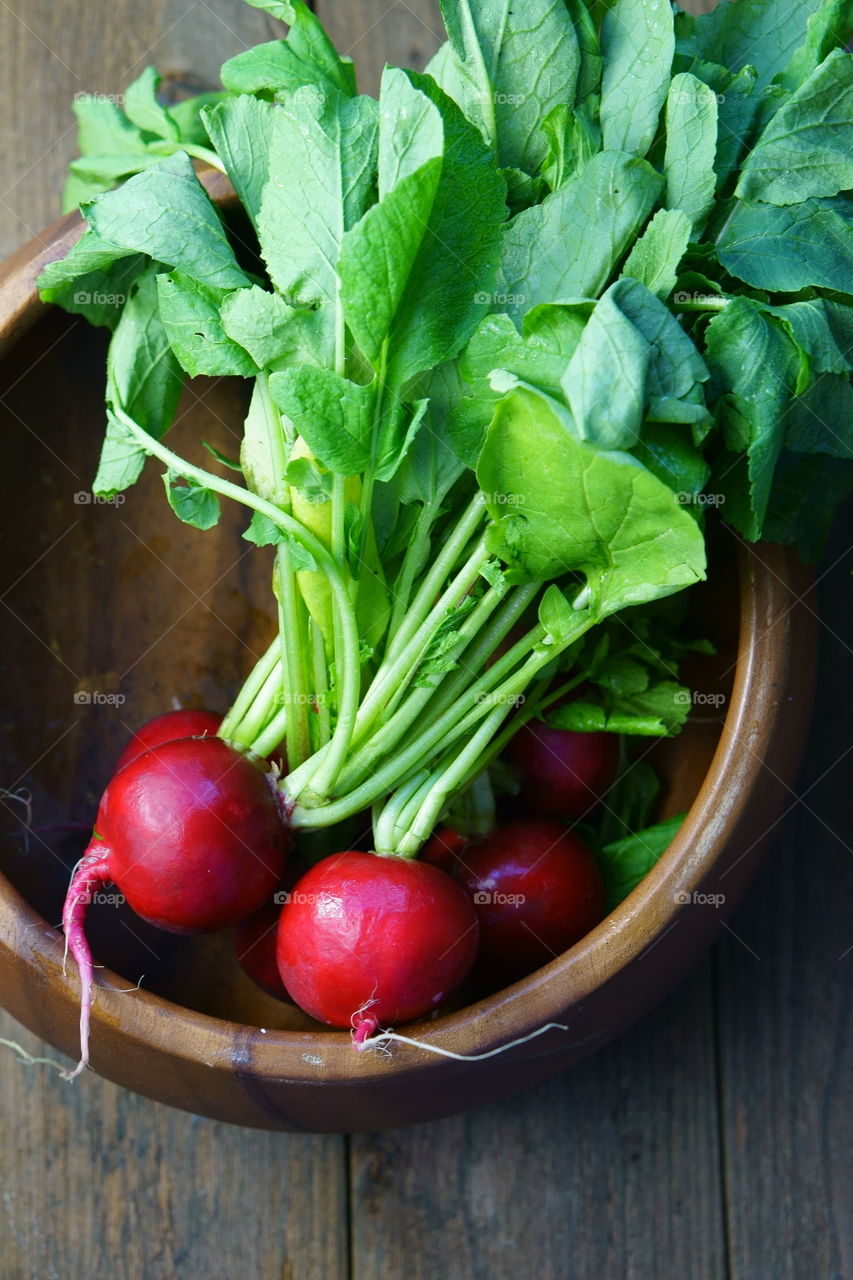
[0, 310, 734, 1037]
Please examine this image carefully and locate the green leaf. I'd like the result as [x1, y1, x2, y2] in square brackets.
[462, 310, 584, 403]
[567, 0, 603, 103]
[761, 298, 853, 376]
[563, 291, 651, 450]
[717, 194, 853, 293]
[221, 1, 356, 98]
[777, 0, 853, 92]
[632, 424, 711, 501]
[241, 0, 294, 18]
[620, 208, 692, 300]
[436, 0, 581, 174]
[600, 0, 674, 158]
[705, 299, 802, 539]
[83, 151, 250, 290]
[552, 680, 690, 736]
[538, 585, 582, 643]
[92, 411, 147, 496]
[285, 456, 333, 504]
[243, 510, 286, 548]
[599, 814, 684, 910]
[169, 92, 228, 145]
[736, 50, 853, 205]
[163, 471, 221, 530]
[596, 756, 661, 846]
[38, 231, 147, 330]
[663, 73, 717, 230]
[675, 0, 827, 91]
[762, 451, 853, 560]
[124, 67, 179, 140]
[540, 101, 601, 192]
[220, 285, 326, 371]
[202, 96, 278, 225]
[257, 89, 378, 330]
[105, 266, 183, 438]
[156, 273, 258, 377]
[784, 375, 853, 459]
[477, 386, 706, 612]
[677, 59, 764, 192]
[340, 72, 507, 390]
[269, 367, 375, 475]
[500, 150, 663, 323]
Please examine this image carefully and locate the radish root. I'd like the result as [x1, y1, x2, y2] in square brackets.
[60, 842, 112, 1081]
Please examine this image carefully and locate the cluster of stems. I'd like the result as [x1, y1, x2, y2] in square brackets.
[117, 376, 596, 857]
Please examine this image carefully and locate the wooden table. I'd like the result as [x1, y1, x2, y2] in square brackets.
[0, 2, 849, 1275]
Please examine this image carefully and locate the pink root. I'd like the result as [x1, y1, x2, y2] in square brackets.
[60, 842, 112, 1081]
[351, 1012, 380, 1050]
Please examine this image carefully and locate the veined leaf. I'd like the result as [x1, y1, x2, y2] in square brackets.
[664, 73, 717, 230]
[600, 0, 674, 158]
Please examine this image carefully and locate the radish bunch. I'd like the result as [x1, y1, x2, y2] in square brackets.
[42, 0, 853, 1072]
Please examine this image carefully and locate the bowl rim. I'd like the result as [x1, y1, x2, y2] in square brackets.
[0, 184, 798, 1084]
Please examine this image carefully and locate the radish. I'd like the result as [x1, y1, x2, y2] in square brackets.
[234, 898, 291, 1001]
[454, 820, 605, 987]
[507, 720, 619, 819]
[276, 851, 479, 1042]
[419, 825, 470, 875]
[62, 735, 287, 1077]
[115, 708, 222, 774]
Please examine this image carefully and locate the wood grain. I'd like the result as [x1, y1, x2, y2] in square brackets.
[350, 962, 726, 1280]
[715, 532, 853, 1280]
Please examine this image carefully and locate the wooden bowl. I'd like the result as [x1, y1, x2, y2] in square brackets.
[0, 182, 818, 1132]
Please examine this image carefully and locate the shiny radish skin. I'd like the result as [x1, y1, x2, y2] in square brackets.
[115, 709, 222, 774]
[454, 821, 606, 987]
[234, 899, 292, 1001]
[419, 826, 470, 875]
[507, 721, 619, 818]
[276, 851, 479, 1043]
[61, 736, 287, 1079]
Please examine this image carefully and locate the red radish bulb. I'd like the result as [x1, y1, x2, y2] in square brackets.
[234, 898, 291, 1001]
[454, 820, 605, 987]
[420, 825, 470, 875]
[276, 851, 479, 1043]
[507, 719, 618, 818]
[115, 708, 222, 774]
[62, 736, 287, 1078]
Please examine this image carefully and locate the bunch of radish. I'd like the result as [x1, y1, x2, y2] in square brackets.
[41, 0, 853, 1075]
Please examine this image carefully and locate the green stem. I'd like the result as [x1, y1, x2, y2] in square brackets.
[112, 404, 361, 795]
[393, 705, 508, 857]
[382, 494, 485, 665]
[252, 706, 289, 760]
[309, 618, 332, 747]
[148, 141, 228, 173]
[218, 640, 280, 741]
[334, 582, 505, 794]
[228, 657, 283, 747]
[385, 500, 437, 646]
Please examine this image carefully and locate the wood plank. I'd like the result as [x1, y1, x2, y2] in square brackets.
[350, 962, 726, 1280]
[716, 529, 853, 1280]
[0, 0, 275, 258]
[0, 1015, 348, 1278]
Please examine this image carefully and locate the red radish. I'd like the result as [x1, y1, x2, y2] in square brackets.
[62, 735, 287, 1078]
[507, 718, 618, 818]
[454, 820, 605, 987]
[234, 898, 291, 1001]
[115, 708, 222, 774]
[420, 825, 470, 875]
[276, 851, 479, 1043]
